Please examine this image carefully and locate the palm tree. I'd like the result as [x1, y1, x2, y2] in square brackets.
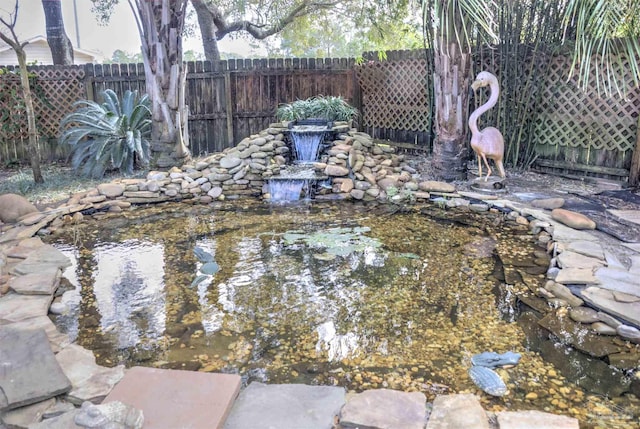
[422, 0, 640, 181]
[421, 0, 498, 181]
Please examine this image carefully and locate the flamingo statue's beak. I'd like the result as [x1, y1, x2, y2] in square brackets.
[471, 80, 482, 91]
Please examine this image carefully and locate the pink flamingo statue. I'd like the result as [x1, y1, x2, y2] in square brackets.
[469, 71, 506, 181]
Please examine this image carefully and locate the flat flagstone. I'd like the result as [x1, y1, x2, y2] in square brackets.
[425, 394, 489, 429]
[550, 223, 598, 242]
[0, 327, 71, 411]
[497, 410, 579, 429]
[105, 366, 241, 429]
[594, 267, 640, 298]
[339, 388, 425, 429]
[28, 408, 83, 429]
[557, 250, 605, 269]
[55, 344, 125, 405]
[537, 313, 621, 357]
[0, 397, 55, 428]
[223, 382, 344, 429]
[0, 293, 53, 323]
[580, 287, 640, 328]
[11, 244, 70, 275]
[8, 315, 71, 352]
[607, 209, 640, 227]
[9, 270, 60, 295]
[565, 240, 605, 259]
[5, 237, 44, 259]
[555, 268, 599, 285]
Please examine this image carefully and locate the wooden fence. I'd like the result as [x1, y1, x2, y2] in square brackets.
[0, 58, 359, 160]
[1, 50, 639, 182]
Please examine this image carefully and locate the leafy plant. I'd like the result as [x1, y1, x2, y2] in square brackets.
[276, 96, 359, 122]
[60, 89, 151, 178]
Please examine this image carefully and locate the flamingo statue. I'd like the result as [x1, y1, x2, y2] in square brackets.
[469, 71, 506, 181]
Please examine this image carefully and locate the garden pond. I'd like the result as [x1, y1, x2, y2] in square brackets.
[46, 200, 639, 428]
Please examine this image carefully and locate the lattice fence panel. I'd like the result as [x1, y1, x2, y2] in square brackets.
[0, 65, 86, 142]
[355, 58, 430, 132]
[532, 55, 640, 153]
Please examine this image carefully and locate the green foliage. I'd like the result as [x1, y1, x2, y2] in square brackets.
[104, 49, 143, 64]
[563, 0, 640, 96]
[282, 226, 381, 257]
[275, 4, 423, 58]
[276, 96, 359, 122]
[60, 89, 151, 178]
[0, 66, 52, 140]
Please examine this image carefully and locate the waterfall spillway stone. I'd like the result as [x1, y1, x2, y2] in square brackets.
[289, 125, 328, 163]
[268, 179, 310, 202]
[268, 165, 328, 202]
[268, 122, 332, 202]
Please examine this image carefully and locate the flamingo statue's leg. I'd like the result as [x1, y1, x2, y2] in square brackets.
[496, 160, 506, 178]
[480, 153, 492, 181]
[477, 154, 483, 179]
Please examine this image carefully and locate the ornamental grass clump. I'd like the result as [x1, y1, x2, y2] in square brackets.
[60, 89, 151, 178]
[276, 96, 358, 122]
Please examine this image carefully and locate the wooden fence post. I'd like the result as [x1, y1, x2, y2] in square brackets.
[630, 115, 640, 186]
[84, 63, 94, 101]
[224, 68, 234, 146]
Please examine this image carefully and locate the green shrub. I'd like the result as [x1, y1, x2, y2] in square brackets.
[276, 96, 359, 122]
[60, 89, 151, 178]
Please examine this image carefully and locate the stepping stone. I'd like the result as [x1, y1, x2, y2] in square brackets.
[55, 344, 125, 405]
[339, 388, 425, 429]
[0, 327, 71, 411]
[425, 394, 489, 429]
[105, 366, 241, 429]
[224, 382, 344, 429]
[497, 410, 579, 428]
[9, 270, 60, 295]
[0, 293, 53, 323]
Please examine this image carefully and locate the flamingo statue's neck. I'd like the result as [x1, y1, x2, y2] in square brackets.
[468, 76, 500, 135]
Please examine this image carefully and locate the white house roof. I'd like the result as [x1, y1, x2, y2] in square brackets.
[0, 34, 100, 61]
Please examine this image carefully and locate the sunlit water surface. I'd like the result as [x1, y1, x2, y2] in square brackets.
[47, 201, 639, 428]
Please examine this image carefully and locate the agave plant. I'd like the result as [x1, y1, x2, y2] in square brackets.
[276, 96, 358, 122]
[60, 89, 151, 178]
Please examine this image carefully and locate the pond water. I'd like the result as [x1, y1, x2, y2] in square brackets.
[47, 201, 638, 428]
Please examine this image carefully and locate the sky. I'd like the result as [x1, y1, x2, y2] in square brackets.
[0, 0, 264, 60]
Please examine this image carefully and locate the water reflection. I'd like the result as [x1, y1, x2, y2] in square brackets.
[59, 240, 166, 350]
[45, 202, 639, 426]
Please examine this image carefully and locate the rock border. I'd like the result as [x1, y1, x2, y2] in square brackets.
[2, 126, 639, 427]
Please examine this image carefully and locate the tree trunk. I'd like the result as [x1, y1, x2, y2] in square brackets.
[42, 0, 74, 65]
[135, 0, 191, 168]
[191, 0, 221, 61]
[17, 48, 44, 183]
[432, 43, 471, 181]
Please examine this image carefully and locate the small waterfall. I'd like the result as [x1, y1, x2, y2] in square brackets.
[290, 126, 327, 163]
[268, 122, 330, 202]
[268, 179, 310, 202]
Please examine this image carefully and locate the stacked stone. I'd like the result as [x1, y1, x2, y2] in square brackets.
[157, 124, 288, 203]
[312, 130, 425, 202]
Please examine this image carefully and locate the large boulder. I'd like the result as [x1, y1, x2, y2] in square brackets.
[0, 194, 39, 223]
